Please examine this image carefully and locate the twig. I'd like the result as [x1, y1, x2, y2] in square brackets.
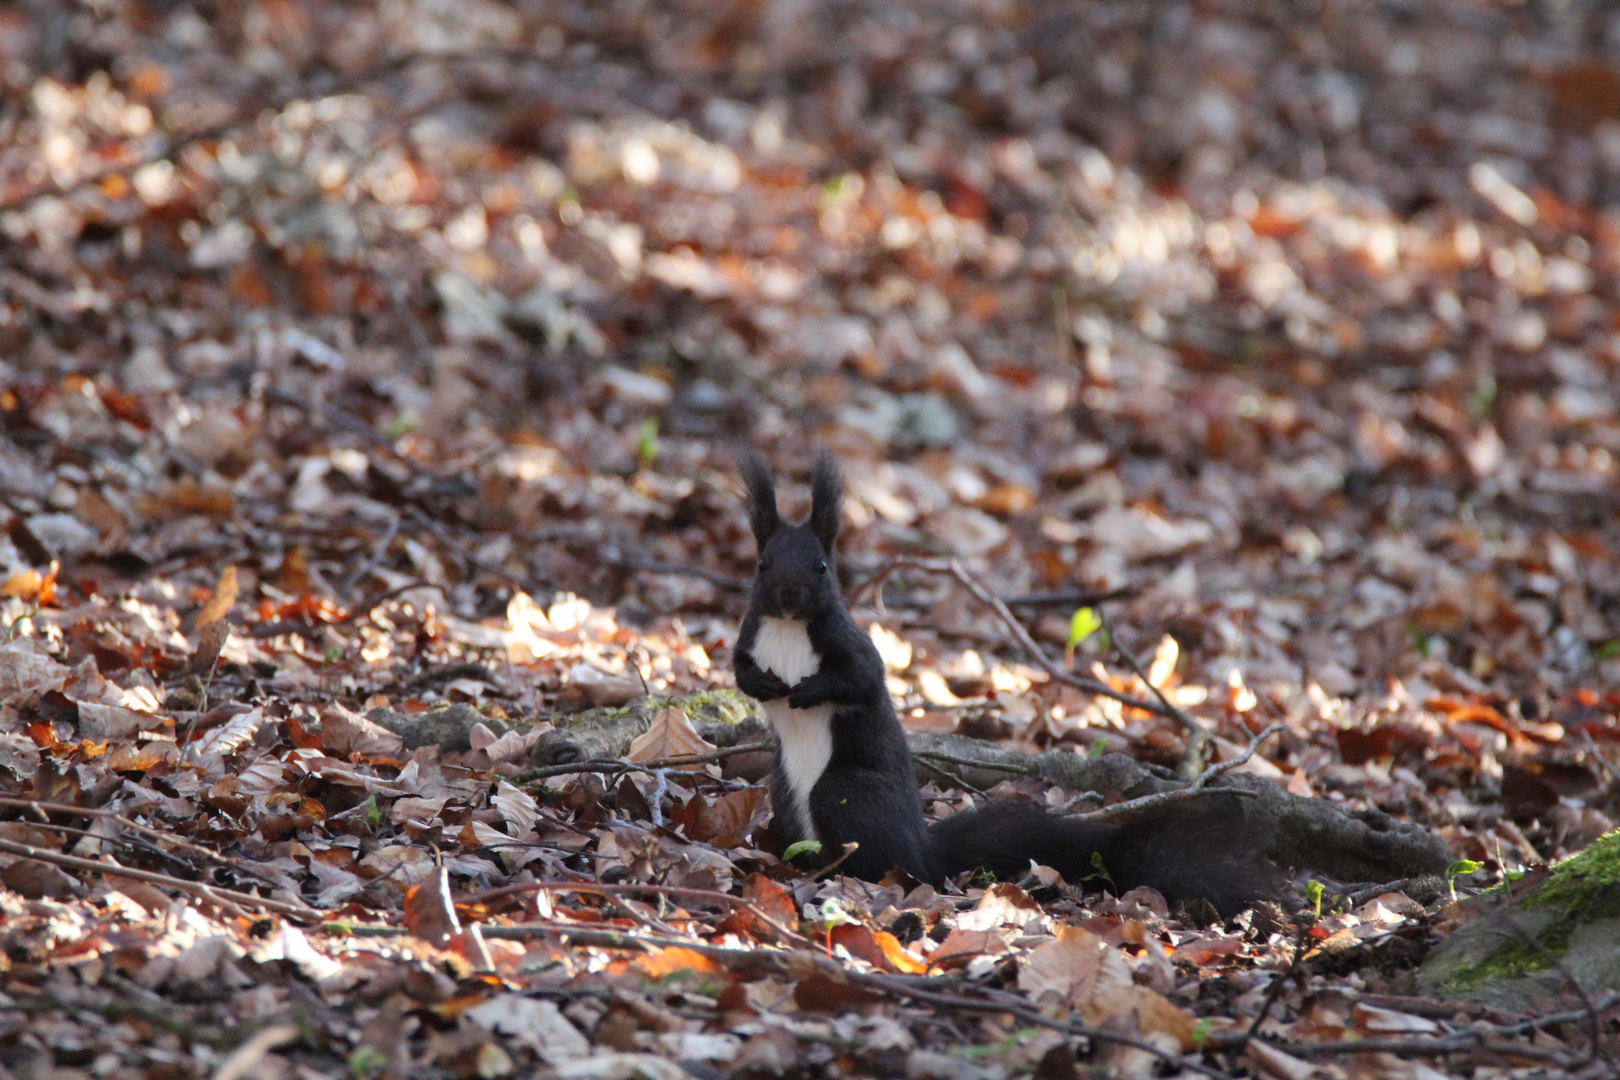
[865, 557, 1197, 730]
[0, 838, 316, 920]
[914, 757, 991, 796]
[1242, 916, 1316, 1046]
[1098, 606, 1209, 776]
[1001, 586, 1139, 608]
[0, 797, 281, 887]
[521, 741, 773, 781]
[406, 505, 554, 598]
[1498, 906, 1604, 1064]
[912, 750, 1037, 777]
[851, 973, 1234, 1079]
[459, 881, 813, 947]
[914, 719, 1280, 822]
[1068, 779, 1260, 823]
[0, 819, 198, 876]
[1266, 1032, 1579, 1065]
[339, 513, 402, 594]
[812, 841, 862, 881]
[1192, 722, 1284, 789]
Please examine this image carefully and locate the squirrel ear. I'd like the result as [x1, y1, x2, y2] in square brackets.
[809, 450, 842, 553]
[738, 451, 781, 549]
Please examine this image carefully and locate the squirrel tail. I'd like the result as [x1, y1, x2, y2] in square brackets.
[925, 795, 1279, 918]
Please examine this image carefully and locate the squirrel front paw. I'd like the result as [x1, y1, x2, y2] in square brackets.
[787, 675, 828, 710]
[739, 666, 791, 701]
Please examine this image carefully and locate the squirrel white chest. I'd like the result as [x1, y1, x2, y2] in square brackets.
[751, 617, 834, 842]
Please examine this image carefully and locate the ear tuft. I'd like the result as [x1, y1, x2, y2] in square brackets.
[738, 450, 781, 549]
[809, 450, 842, 554]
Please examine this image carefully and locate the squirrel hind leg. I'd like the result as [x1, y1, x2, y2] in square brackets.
[809, 767, 934, 882]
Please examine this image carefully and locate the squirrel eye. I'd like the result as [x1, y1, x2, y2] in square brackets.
[815, 560, 827, 574]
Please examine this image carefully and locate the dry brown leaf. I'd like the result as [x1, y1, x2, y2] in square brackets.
[404, 866, 462, 945]
[184, 618, 230, 676]
[626, 708, 714, 768]
[195, 565, 238, 629]
[670, 786, 763, 846]
[1018, 924, 1133, 1005]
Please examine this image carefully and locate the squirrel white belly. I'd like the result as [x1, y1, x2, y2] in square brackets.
[750, 616, 833, 842]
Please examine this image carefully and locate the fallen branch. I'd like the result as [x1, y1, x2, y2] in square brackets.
[459, 880, 812, 947]
[1264, 1032, 1579, 1066]
[1068, 723, 1281, 822]
[0, 838, 317, 920]
[859, 556, 1205, 740]
[521, 740, 774, 782]
[1097, 605, 1210, 776]
[535, 693, 1449, 888]
[0, 796, 276, 886]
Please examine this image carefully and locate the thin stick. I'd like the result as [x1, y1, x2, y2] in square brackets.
[915, 758, 991, 796]
[0, 837, 316, 920]
[868, 557, 1195, 727]
[1068, 780, 1260, 823]
[812, 841, 862, 881]
[0, 797, 281, 886]
[912, 751, 1036, 776]
[1192, 722, 1285, 789]
[1098, 606, 1209, 776]
[1265, 1033, 1577, 1065]
[522, 740, 772, 781]
[459, 881, 812, 947]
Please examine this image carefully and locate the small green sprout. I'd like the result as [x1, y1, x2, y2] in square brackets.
[783, 839, 822, 862]
[1447, 859, 1483, 901]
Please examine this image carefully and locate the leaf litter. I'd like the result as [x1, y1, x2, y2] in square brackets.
[0, 0, 1618, 1076]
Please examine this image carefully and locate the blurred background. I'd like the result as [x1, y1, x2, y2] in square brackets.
[1, 0, 1619, 727]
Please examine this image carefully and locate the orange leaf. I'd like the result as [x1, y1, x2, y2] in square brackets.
[873, 930, 928, 975]
[635, 947, 718, 979]
[285, 712, 323, 750]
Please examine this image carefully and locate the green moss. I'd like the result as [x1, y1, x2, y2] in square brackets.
[1441, 830, 1620, 993]
[1521, 829, 1620, 913]
[1444, 939, 1553, 992]
[671, 688, 760, 726]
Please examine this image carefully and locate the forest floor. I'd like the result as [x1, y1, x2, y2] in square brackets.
[1, 0, 1619, 1076]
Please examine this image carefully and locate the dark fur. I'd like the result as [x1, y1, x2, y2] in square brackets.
[734, 451, 1278, 916]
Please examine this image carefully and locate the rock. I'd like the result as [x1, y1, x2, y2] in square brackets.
[1419, 830, 1620, 1009]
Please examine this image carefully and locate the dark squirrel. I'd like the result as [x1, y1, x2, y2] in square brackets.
[733, 451, 1279, 917]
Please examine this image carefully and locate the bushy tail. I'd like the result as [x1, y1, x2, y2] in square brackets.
[926, 795, 1278, 918]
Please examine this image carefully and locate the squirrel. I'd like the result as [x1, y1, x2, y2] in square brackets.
[732, 450, 1279, 917]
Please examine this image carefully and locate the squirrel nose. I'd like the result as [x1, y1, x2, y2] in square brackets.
[777, 584, 803, 613]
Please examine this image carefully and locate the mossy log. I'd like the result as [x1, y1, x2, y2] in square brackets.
[366, 690, 764, 754]
[375, 691, 1449, 890]
[1419, 830, 1620, 1008]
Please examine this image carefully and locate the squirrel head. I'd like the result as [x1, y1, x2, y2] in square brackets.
[739, 450, 843, 620]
